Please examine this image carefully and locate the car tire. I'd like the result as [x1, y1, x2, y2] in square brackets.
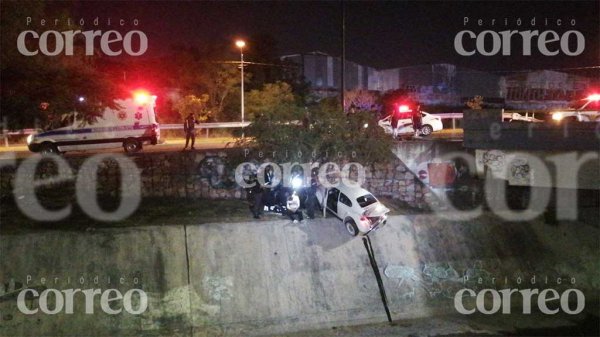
[345, 219, 359, 237]
[40, 142, 59, 155]
[123, 139, 142, 153]
[420, 125, 433, 136]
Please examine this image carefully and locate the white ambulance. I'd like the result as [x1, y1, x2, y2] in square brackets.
[27, 91, 160, 154]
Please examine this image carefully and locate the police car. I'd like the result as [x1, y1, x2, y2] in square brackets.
[551, 94, 600, 123]
[378, 110, 444, 137]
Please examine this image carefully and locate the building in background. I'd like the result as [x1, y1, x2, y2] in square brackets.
[281, 52, 596, 109]
[375, 64, 502, 106]
[501, 70, 594, 109]
[281, 52, 375, 97]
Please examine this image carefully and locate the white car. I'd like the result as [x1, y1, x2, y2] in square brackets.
[378, 111, 443, 137]
[551, 110, 599, 122]
[317, 184, 390, 236]
[551, 94, 600, 122]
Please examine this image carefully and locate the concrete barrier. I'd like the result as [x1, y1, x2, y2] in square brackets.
[1, 212, 598, 336]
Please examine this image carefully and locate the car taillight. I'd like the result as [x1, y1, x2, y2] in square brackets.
[360, 215, 371, 227]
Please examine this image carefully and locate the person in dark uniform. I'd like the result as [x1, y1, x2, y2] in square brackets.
[411, 104, 423, 138]
[305, 171, 319, 219]
[245, 174, 264, 219]
[263, 165, 277, 211]
[183, 113, 199, 150]
[391, 112, 399, 139]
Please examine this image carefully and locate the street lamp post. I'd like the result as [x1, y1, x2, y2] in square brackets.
[235, 40, 246, 138]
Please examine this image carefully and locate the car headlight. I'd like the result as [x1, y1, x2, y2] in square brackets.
[27, 134, 34, 144]
[552, 113, 563, 121]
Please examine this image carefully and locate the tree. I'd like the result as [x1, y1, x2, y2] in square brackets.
[169, 46, 250, 122]
[344, 90, 380, 114]
[237, 82, 393, 165]
[466, 95, 484, 109]
[0, 2, 121, 129]
[245, 82, 297, 120]
[174, 95, 211, 121]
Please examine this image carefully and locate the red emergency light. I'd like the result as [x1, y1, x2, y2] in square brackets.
[133, 90, 150, 105]
[398, 104, 412, 113]
[586, 93, 600, 101]
[132, 90, 157, 106]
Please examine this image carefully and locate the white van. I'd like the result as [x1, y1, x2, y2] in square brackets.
[27, 92, 160, 154]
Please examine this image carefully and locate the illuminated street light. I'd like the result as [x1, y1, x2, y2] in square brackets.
[236, 39, 246, 138]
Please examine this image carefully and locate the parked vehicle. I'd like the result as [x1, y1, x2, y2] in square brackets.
[502, 112, 544, 123]
[316, 184, 390, 236]
[27, 91, 159, 154]
[378, 111, 443, 137]
[551, 94, 600, 123]
[551, 110, 599, 122]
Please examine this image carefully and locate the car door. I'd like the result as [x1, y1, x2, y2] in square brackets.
[326, 188, 340, 215]
[337, 192, 353, 220]
[56, 113, 81, 151]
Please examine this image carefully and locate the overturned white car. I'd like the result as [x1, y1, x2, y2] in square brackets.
[317, 184, 390, 236]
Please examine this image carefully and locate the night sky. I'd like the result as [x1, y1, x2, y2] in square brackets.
[40, 1, 600, 71]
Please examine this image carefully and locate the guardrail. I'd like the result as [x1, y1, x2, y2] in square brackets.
[160, 121, 251, 130]
[1, 129, 35, 147]
[159, 121, 252, 139]
[430, 113, 463, 119]
[430, 113, 463, 129]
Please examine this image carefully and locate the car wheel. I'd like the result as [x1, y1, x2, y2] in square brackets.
[124, 139, 142, 153]
[420, 125, 433, 136]
[40, 142, 59, 155]
[345, 219, 359, 237]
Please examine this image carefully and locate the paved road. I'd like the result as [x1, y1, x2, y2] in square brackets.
[0, 137, 238, 159]
[1, 129, 464, 159]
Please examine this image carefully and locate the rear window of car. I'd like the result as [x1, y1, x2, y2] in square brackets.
[356, 194, 377, 208]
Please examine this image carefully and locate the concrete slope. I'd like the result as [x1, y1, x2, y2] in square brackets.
[1, 213, 598, 336]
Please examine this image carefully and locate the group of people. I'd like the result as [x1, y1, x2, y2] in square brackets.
[245, 167, 319, 223]
[390, 101, 423, 139]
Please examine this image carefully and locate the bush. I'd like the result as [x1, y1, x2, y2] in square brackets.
[237, 83, 393, 165]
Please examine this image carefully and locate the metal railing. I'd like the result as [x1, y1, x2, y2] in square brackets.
[160, 121, 251, 130]
[429, 113, 463, 129]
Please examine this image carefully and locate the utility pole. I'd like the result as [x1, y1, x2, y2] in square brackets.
[341, 0, 346, 111]
[235, 40, 246, 138]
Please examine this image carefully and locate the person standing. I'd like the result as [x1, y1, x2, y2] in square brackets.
[411, 104, 423, 138]
[183, 113, 199, 150]
[245, 174, 264, 219]
[391, 113, 399, 139]
[263, 165, 277, 211]
[305, 174, 319, 219]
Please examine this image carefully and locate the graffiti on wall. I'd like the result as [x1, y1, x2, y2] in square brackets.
[384, 261, 491, 300]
